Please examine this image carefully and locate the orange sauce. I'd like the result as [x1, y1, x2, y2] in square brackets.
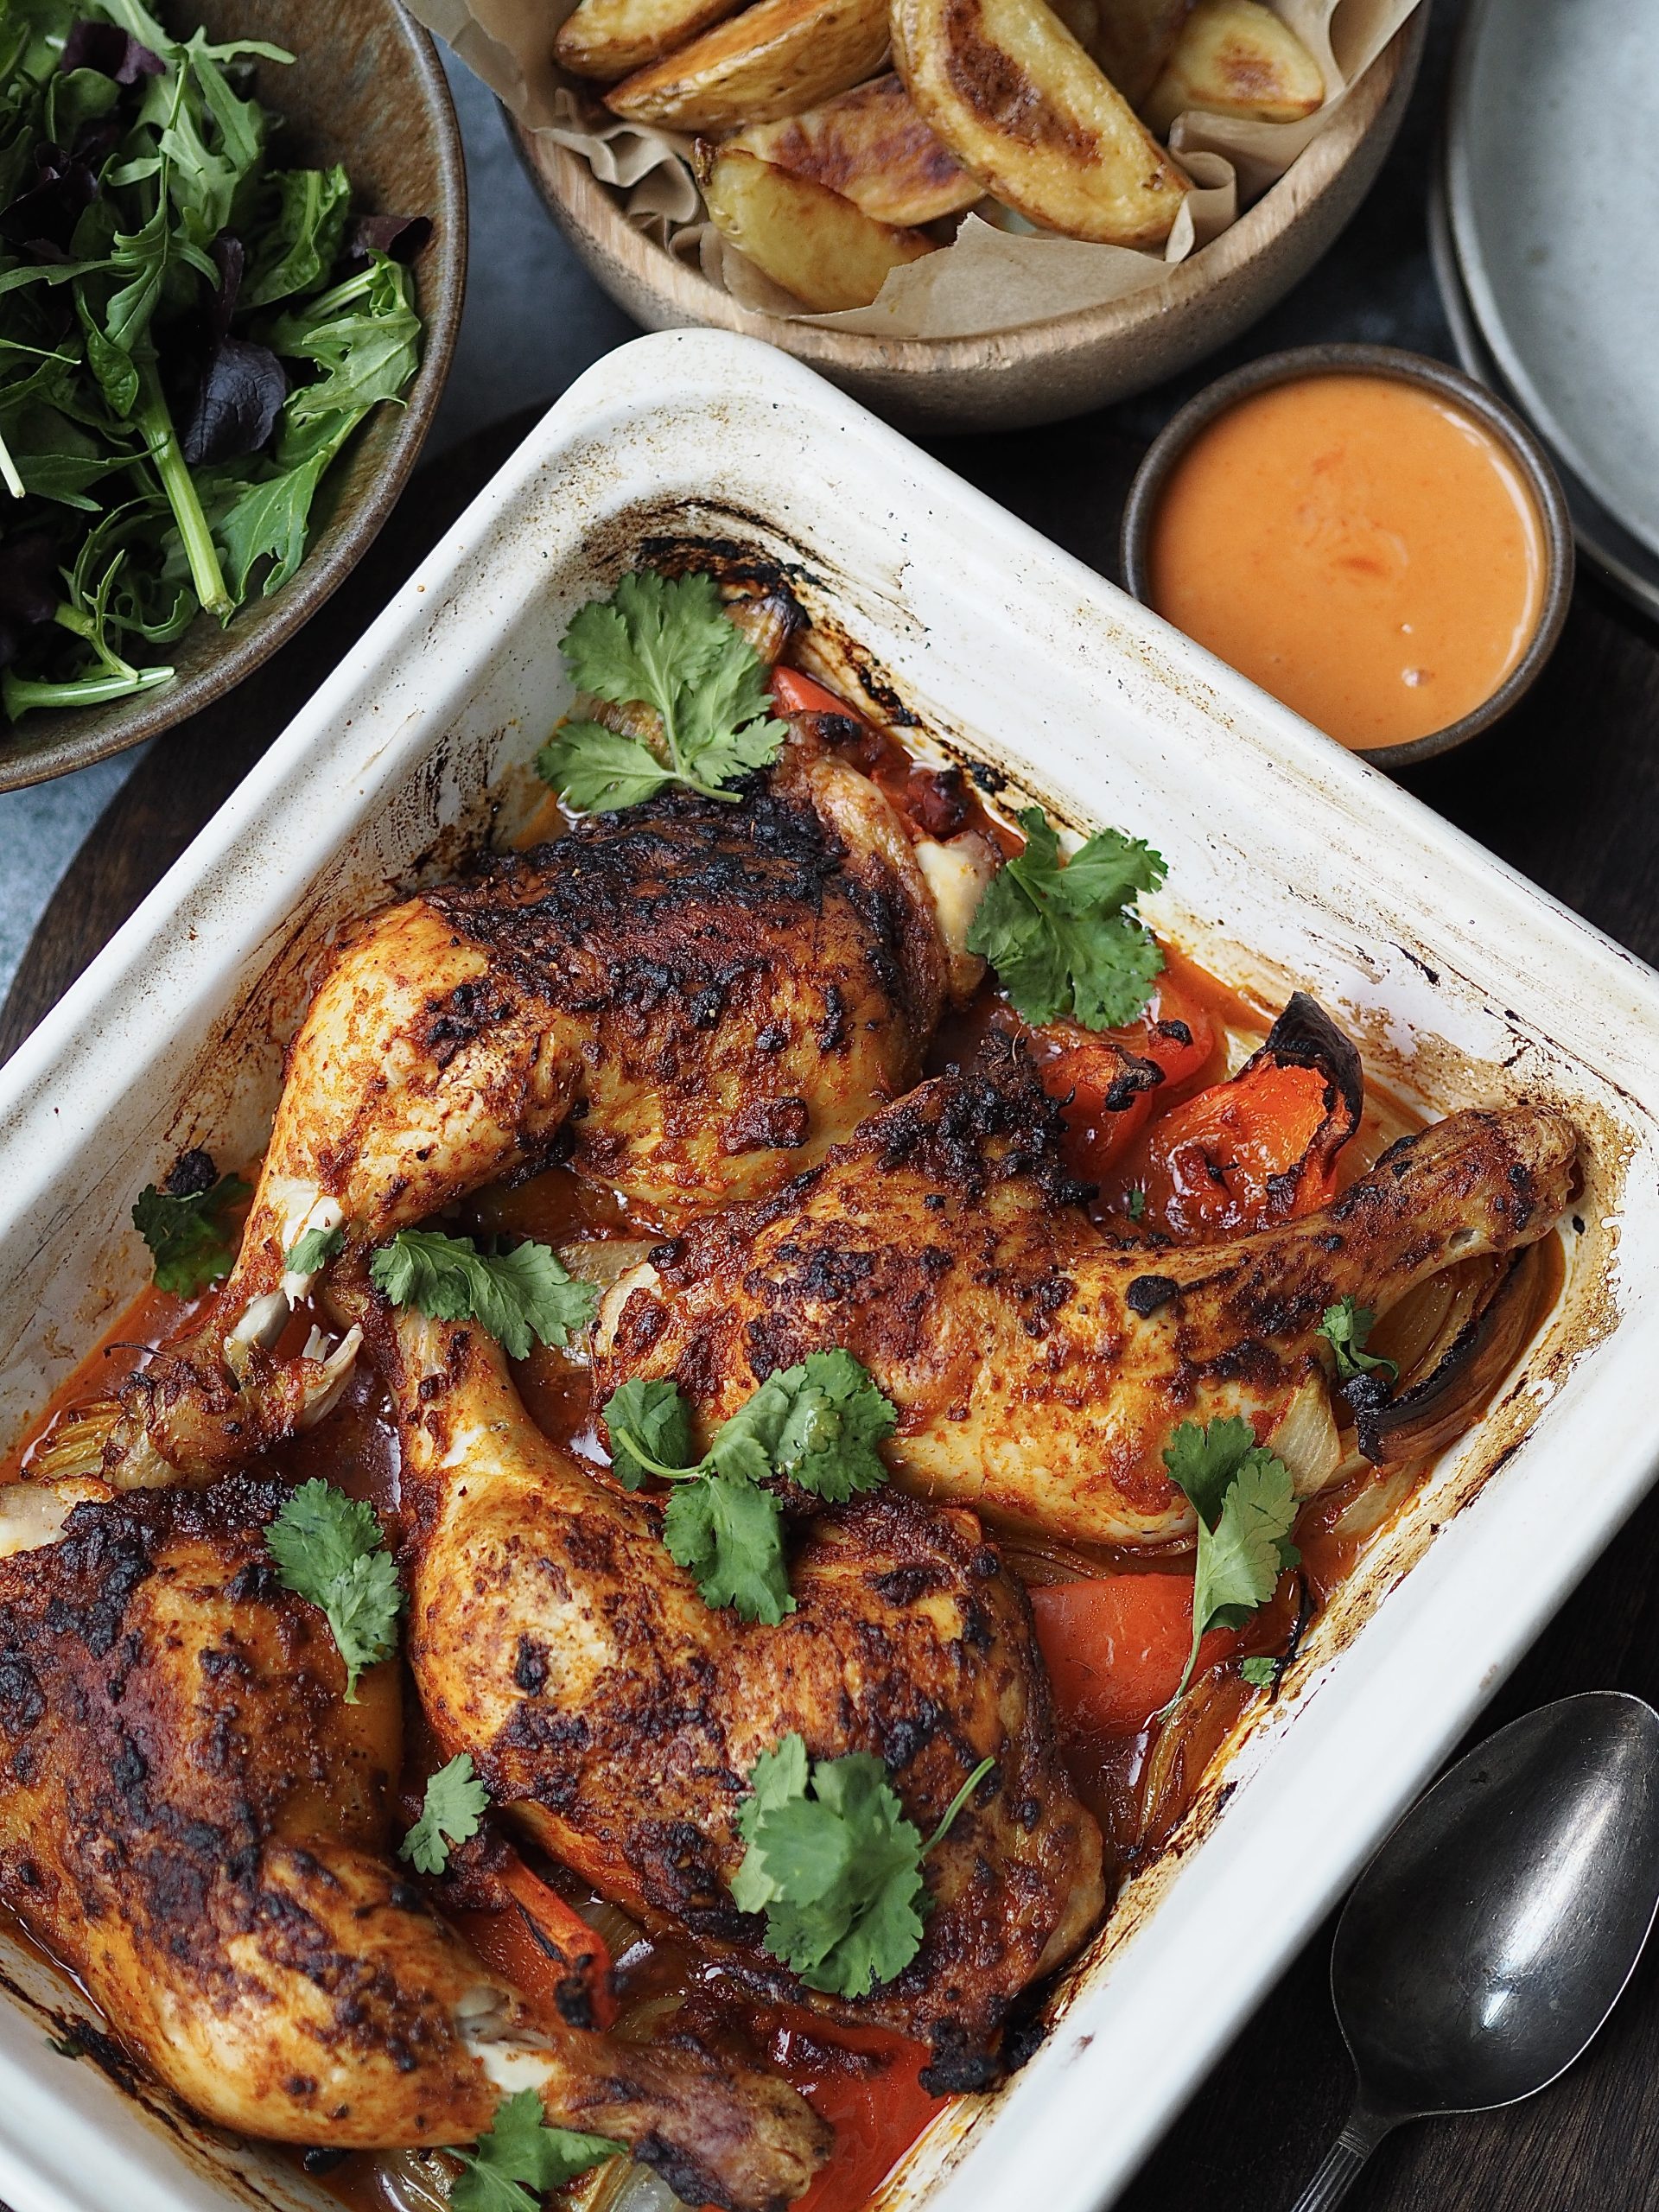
[1147, 373, 1547, 751]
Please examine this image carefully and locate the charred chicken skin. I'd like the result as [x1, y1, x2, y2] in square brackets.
[0, 1476, 829, 2211]
[594, 1055, 1577, 1549]
[83, 753, 947, 1491]
[367, 1297, 1104, 2087]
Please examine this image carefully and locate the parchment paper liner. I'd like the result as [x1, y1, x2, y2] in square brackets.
[409, 0, 1421, 340]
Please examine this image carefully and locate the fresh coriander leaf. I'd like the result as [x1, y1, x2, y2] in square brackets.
[450, 2088, 623, 2212]
[1240, 1655, 1281, 1689]
[543, 569, 787, 810]
[535, 718, 674, 813]
[369, 1229, 601, 1360]
[1127, 1185, 1147, 1222]
[663, 1470, 795, 1625]
[731, 1735, 987, 1999]
[1162, 1419, 1300, 1707]
[602, 1376, 696, 1490]
[48, 2031, 85, 2060]
[1319, 1296, 1400, 1384]
[284, 1222, 344, 1275]
[706, 1349, 895, 1504]
[400, 1753, 490, 1876]
[131, 1170, 251, 1294]
[966, 805, 1167, 1032]
[266, 1478, 401, 1700]
[1162, 1414, 1262, 1525]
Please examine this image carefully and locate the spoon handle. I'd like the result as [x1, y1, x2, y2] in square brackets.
[1287, 2103, 1394, 2212]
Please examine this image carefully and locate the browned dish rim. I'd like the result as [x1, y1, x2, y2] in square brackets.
[1118, 341, 1575, 772]
[0, 10, 468, 795]
[510, 14, 1423, 378]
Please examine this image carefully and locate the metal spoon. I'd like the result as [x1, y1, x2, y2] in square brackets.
[1290, 1690, 1659, 2211]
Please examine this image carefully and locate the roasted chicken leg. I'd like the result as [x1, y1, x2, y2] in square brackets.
[594, 1057, 1577, 1548]
[0, 1477, 829, 2210]
[74, 753, 948, 1491]
[365, 1297, 1104, 2088]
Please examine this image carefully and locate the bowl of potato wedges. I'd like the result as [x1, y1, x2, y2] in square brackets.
[514, 0, 1428, 431]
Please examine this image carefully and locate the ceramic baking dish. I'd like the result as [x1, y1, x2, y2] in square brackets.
[1, 329, 1656, 2212]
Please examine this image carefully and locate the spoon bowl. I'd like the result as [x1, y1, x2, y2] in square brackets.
[1292, 1693, 1659, 2210]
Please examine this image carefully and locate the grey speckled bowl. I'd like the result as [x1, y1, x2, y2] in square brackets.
[0, 0, 467, 793]
[1119, 342, 1574, 772]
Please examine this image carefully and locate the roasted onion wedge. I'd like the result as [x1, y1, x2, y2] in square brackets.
[726, 71, 981, 226]
[554, 0, 746, 81]
[697, 144, 936, 308]
[891, 0, 1188, 245]
[1142, 0, 1324, 132]
[606, 0, 890, 132]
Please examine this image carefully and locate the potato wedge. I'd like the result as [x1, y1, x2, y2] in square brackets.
[696, 145, 935, 309]
[1142, 0, 1324, 132]
[891, 0, 1188, 245]
[606, 0, 890, 132]
[727, 72, 980, 226]
[556, 0, 746, 82]
[1089, 0, 1193, 105]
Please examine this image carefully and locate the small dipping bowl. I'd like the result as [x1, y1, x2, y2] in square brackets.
[1120, 345, 1573, 771]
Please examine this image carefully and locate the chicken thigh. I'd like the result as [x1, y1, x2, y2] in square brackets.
[594, 1057, 1577, 1548]
[0, 1476, 828, 2210]
[366, 1296, 1104, 2089]
[74, 753, 946, 1491]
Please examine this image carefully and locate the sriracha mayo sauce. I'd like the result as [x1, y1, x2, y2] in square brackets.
[1147, 372, 1547, 751]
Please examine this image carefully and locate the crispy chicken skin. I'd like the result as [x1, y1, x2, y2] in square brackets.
[595, 1059, 1578, 1548]
[90, 757, 946, 1490]
[0, 1478, 829, 2209]
[369, 1299, 1103, 2087]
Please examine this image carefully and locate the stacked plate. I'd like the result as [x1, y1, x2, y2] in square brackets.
[1434, 0, 1659, 621]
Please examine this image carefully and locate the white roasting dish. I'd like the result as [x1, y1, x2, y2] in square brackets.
[1, 330, 1656, 2212]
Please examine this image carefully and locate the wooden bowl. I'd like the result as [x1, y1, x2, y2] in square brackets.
[0, 0, 467, 793]
[512, 8, 1426, 435]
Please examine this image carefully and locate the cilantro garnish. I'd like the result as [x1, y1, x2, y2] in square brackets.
[1161, 1416, 1300, 1708]
[449, 2088, 623, 2212]
[131, 1163, 251, 1294]
[1239, 1654, 1281, 1689]
[732, 1735, 994, 1999]
[284, 1222, 345, 1275]
[966, 805, 1166, 1031]
[1319, 1296, 1400, 1384]
[1127, 1184, 1147, 1222]
[400, 1754, 490, 1876]
[536, 569, 788, 810]
[265, 1478, 402, 1701]
[601, 1351, 897, 1625]
[369, 1230, 600, 1360]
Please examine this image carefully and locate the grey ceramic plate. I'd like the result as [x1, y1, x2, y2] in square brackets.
[1428, 164, 1659, 628]
[1446, 0, 1659, 565]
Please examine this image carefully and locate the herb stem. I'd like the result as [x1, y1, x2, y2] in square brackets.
[613, 1425, 702, 1484]
[922, 1753, 996, 1856]
[0, 422, 22, 499]
[3, 664, 174, 718]
[133, 353, 232, 621]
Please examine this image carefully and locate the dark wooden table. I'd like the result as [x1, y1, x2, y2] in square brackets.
[5, 9, 1659, 2206]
